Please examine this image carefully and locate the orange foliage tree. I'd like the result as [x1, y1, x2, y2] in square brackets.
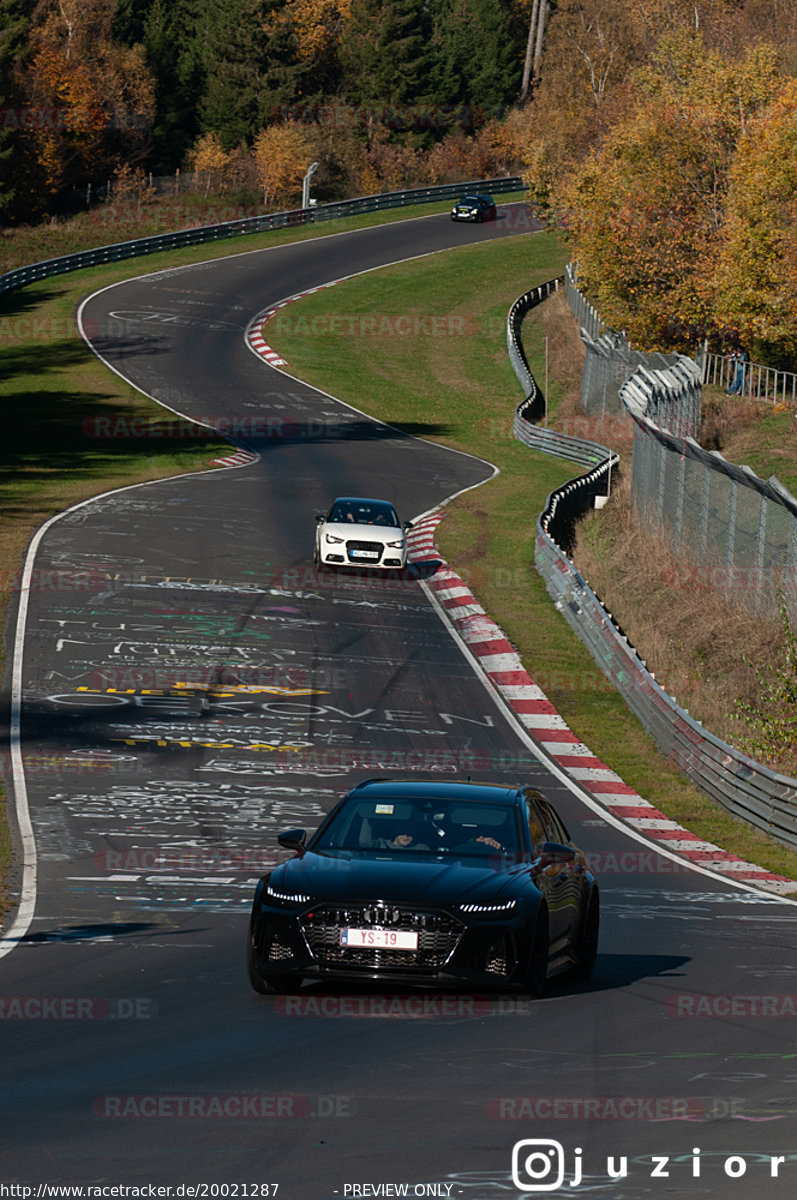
[711, 78, 797, 362]
[279, 0, 352, 60]
[15, 0, 154, 209]
[189, 131, 230, 196]
[253, 123, 314, 205]
[558, 33, 783, 349]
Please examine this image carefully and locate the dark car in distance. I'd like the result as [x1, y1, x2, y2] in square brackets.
[450, 193, 497, 222]
[246, 779, 599, 997]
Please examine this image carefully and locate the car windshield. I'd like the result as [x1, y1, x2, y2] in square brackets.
[313, 796, 520, 856]
[460, 196, 481, 205]
[329, 500, 399, 527]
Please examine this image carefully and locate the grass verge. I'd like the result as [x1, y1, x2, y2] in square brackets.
[268, 234, 797, 885]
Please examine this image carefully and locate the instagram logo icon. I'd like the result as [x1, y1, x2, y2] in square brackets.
[512, 1140, 580, 1192]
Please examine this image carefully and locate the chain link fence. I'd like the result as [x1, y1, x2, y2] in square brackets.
[563, 268, 797, 623]
[564, 265, 683, 419]
[624, 409, 797, 621]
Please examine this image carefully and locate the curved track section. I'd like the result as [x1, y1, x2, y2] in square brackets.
[2, 210, 797, 1197]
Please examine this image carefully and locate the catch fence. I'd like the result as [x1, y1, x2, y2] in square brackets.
[565, 266, 683, 419]
[511, 272, 797, 848]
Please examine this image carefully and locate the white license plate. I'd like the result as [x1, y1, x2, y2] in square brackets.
[350, 549, 380, 559]
[340, 927, 418, 950]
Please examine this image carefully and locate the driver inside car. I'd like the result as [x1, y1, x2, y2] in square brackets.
[373, 821, 431, 851]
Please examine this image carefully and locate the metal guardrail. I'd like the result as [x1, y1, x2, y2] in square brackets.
[509, 279, 797, 848]
[0, 177, 523, 298]
[506, 279, 618, 474]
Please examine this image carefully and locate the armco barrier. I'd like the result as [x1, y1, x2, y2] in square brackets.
[0, 177, 523, 298]
[508, 281, 797, 848]
[506, 279, 618, 554]
[506, 279, 618, 477]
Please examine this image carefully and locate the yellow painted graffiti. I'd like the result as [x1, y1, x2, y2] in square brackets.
[75, 683, 327, 697]
[110, 738, 309, 752]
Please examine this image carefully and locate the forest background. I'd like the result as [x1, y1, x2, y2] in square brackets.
[1, 1, 797, 363]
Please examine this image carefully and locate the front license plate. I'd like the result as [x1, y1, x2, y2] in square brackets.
[341, 928, 418, 950]
[350, 549, 380, 559]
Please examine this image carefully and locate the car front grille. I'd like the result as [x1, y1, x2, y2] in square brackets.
[346, 540, 384, 563]
[300, 905, 464, 970]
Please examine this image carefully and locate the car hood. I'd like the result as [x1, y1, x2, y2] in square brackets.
[270, 851, 531, 905]
[322, 521, 404, 543]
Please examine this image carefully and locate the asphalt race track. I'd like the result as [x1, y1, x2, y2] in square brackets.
[2, 207, 797, 1198]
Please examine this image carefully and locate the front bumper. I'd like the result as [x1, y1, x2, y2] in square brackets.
[251, 902, 532, 988]
[318, 543, 407, 569]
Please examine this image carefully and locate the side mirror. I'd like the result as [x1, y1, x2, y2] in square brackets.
[539, 842, 575, 868]
[277, 828, 307, 855]
[315, 514, 325, 524]
[403, 520, 413, 531]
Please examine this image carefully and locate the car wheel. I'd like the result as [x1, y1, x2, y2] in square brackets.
[313, 541, 320, 568]
[522, 906, 549, 998]
[476, 211, 483, 223]
[572, 891, 599, 981]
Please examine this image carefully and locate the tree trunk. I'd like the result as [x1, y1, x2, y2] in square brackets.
[533, 0, 549, 83]
[520, 0, 540, 100]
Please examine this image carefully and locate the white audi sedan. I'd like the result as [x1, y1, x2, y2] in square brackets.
[314, 497, 412, 570]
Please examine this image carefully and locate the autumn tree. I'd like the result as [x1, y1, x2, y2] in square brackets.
[188, 129, 229, 194]
[519, 0, 647, 212]
[278, 0, 351, 62]
[558, 33, 782, 348]
[711, 78, 797, 365]
[12, 0, 154, 211]
[252, 121, 313, 203]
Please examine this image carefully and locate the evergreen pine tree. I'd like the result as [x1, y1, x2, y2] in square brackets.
[0, 0, 33, 218]
[341, 0, 432, 112]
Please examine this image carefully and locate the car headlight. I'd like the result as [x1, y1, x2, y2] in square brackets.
[459, 899, 518, 915]
[265, 882, 312, 906]
[324, 533, 344, 544]
[386, 538, 406, 548]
